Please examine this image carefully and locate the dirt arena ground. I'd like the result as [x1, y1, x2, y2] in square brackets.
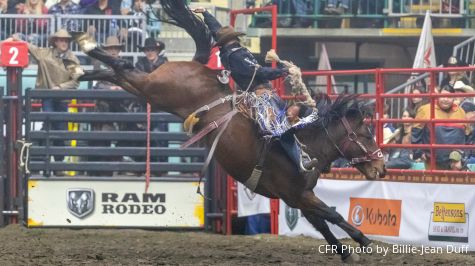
[0, 225, 473, 265]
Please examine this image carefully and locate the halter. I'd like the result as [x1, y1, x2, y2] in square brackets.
[324, 117, 383, 166]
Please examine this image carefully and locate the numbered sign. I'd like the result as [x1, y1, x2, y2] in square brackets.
[0, 41, 29, 68]
[206, 46, 223, 70]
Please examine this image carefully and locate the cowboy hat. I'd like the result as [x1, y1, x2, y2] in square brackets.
[101, 36, 124, 49]
[453, 80, 475, 93]
[215, 26, 245, 46]
[138, 37, 164, 51]
[446, 56, 459, 67]
[48, 29, 72, 47]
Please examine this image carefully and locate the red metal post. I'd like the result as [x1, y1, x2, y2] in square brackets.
[6, 67, 22, 224]
[229, 5, 280, 235]
[429, 71, 436, 170]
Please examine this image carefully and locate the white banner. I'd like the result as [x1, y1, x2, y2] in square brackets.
[413, 11, 436, 69]
[279, 179, 475, 251]
[28, 179, 204, 228]
[237, 182, 270, 217]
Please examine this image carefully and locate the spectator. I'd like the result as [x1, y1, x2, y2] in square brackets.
[448, 150, 468, 171]
[442, 0, 460, 14]
[122, 0, 160, 49]
[135, 37, 168, 73]
[15, 0, 49, 45]
[135, 37, 168, 174]
[84, 0, 122, 40]
[324, 0, 349, 14]
[272, 0, 312, 27]
[88, 36, 125, 176]
[0, 0, 18, 39]
[441, 56, 471, 89]
[48, 0, 82, 30]
[382, 103, 395, 143]
[408, 86, 428, 113]
[5, 30, 81, 175]
[453, 80, 474, 108]
[412, 85, 471, 170]
[385, 108, 415, 169]
[462, 102, 475, 164]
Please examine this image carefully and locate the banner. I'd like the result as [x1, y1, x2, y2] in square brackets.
[279, 179, 475, 251]
[28, 179, 204, 228]
[237, 182, 270, 217]
[413, 11, 436, 69]
[315, 44, 337, 93]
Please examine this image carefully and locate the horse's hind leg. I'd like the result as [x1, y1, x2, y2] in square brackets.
[299, 191, 371, 248]
[301, 210, 359, 263]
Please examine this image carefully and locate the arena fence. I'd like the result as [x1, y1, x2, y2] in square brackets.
[0, 87, 5, 227]
[12, 89, 225, 229]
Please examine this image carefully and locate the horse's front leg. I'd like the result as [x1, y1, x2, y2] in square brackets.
[299, 191, 372, 252]
[301, 210, 359, 263]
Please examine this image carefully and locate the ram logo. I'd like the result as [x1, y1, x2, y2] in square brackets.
[67, 189, 95, 219]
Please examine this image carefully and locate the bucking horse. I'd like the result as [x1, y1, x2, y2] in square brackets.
[73, 0, 386, 262]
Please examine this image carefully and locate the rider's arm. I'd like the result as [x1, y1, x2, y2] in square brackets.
[201, 10, 222, 40]
[229, 51, 287, 81]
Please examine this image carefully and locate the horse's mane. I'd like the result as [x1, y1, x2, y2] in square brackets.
[314, 94, 372, 127]
[159, 0, 212, 64]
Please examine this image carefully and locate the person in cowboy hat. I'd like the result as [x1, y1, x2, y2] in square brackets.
[192, 7, 318, 174]
[4, 29, 82, 170]
[135, 37, 168, 73]
[441, 56, 471, 90]
[94, 36, 124, 90]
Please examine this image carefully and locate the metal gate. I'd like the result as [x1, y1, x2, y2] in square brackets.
[22, 89, 219, 228]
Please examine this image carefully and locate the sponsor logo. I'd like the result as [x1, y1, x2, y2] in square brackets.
[428, 202, 469, 243]
[67, 188, 95, 219]
[285, 205, 299, 231]
[433, 203, 466, 223]
[101, 192, 166, 215]
[351, 204, 364, 226]
[348, 197, 402, 236]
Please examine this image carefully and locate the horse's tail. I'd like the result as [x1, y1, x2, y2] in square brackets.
[159, 0, 212, 64]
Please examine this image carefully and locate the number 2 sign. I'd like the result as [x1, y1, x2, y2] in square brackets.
[0, 41, 29, 68]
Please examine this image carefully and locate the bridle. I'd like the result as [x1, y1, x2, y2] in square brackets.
[323, 117, 383, 166]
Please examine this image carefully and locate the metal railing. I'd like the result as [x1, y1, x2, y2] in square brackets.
[388, 0, 465, 16]
[250, 0, 475, 28]
[0, 14, 55, 46]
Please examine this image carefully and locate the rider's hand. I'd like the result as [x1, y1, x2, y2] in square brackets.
[191, 7, 206, 13]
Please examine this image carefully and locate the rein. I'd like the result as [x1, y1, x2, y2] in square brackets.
[323, 117, 383, 165]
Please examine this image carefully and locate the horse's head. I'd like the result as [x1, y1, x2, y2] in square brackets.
[317, 94, 386, 180]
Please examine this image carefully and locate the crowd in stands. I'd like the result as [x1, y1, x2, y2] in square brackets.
[0, 0, 159, 45]
[380, 56, 475, 172]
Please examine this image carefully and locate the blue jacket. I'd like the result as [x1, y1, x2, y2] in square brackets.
[202, 11, 286, 91]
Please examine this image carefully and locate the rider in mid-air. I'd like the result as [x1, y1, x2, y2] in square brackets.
[192, 7, 318, 174]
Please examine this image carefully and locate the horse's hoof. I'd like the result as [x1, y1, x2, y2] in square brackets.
[70, 31, 97, 52]
[362, 242, 374, 254]
[342, 253, 360, 264]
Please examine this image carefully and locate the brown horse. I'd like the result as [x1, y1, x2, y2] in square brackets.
[74, 0, 386, 262]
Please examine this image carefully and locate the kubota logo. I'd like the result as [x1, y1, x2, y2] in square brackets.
[348, 197, 402, 236]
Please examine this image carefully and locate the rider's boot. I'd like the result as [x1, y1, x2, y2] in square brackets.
[280, 132, 318, 174]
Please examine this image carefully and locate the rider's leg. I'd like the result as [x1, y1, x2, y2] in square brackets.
[280, 131, 318, 173]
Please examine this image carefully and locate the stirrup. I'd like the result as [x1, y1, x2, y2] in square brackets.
[300, 158, 318, 173]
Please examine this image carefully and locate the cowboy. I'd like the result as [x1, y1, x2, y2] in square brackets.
[135, 37, 168, 73]
[192, 7, 318, 174]
[4, 29, 82, 174]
